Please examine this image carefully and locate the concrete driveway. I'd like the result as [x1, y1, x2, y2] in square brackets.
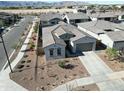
[79, 51, 113, 76]
[78, 51, 124, 91]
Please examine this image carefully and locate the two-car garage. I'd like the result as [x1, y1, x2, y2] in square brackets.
[76, 42, 95, 52]
[71, 36, 96, 53]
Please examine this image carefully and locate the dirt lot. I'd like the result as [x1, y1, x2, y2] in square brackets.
[71, 84, 99, 91]
[0, 8, 76, 14]
[10, 30, 90, 91]
[97, 50, 124, 72]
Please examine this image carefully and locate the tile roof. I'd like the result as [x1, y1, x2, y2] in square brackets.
[40, 12, 62, 21]
[107, 31, 124, 42]
[87, 11, 124, 18]
[78, 20, 124, 42]
[42, 24, 66, 48]
[65, 12, 90, 20]
[78, 20, 121, 34]
[43, 22, 95, 48]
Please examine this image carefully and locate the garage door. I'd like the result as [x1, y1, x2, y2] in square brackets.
[76, 43, 93, 52]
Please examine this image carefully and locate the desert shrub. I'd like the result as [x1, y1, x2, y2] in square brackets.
[58, 60, 66, 68]
[30, 41, 35, 49]
[106, 48, 118, 60]
[34, 22, 39, 33]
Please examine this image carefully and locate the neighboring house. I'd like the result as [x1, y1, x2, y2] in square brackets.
[63, 12, 91, 26]
[78, 20, 124, 50]
[87, 12, 118, 22]
[75, 8, 87, 13]
[42, 22, 96, 60]
[40, 12, 62, 27]
[0, 12, 18, 27]
[87, 11, 124, 22]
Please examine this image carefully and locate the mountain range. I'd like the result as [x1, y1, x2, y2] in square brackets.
[0, 1, 89, 8]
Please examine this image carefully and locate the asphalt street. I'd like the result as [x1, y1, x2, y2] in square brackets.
[0, 16, 34, 71]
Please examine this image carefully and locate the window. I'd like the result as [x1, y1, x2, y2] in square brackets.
[57, 48, 61, 56]
[49, 48, 54, 56]
[104, 29, 113, 32]
[51, 21, 55, 24]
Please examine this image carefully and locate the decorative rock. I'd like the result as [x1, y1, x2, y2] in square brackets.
[41, 86, 45, 90]
[41, 77, 44, 79]
[61, 80, 64, 84]
[28, 77, 33, 80]
[52, 83, 56, 86]
[21, 77, 26, 80]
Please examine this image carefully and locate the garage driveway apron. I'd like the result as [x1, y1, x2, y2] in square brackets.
[79, 51, 124, 91]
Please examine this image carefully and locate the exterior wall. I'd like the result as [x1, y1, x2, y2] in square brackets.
[41, 21, 52, 27]
[90, 17, 118, 22]
[41, 19, 60, 27]
[44, 44, 65, 60]
[70, 20, 75, 24]
[113, 41, 124, 50]
[63, 15, 90, 25]
[50, 18, 61, 25]
[99, 34, 114, 48]
[78, 26, 101, 40]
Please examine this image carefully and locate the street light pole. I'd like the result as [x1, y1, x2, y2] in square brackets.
[0, 28, 13, 73]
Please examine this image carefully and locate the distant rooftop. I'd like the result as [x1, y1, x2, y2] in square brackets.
[65, 12, 90, 20]
[87, 11, 124, 18]
[78, 20, 124, 34]
[40, 12, 62, 21]
[107, 31, 124, 42]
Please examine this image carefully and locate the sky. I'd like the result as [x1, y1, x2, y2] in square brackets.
[0, 0, 124, 4]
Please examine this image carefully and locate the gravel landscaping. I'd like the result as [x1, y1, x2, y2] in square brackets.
[96, 50, 124, 72]
[10, 56, 90, 91]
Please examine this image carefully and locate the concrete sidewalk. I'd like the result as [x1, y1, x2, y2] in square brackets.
[53, 71, 124, 91]
[53, 67, 124, 91]
[0, 20, 35, 91]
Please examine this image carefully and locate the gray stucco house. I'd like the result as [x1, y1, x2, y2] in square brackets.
[87, 11, 124, 22]
[40, 12, 62, 27]
[78, 20, 124, 50]
[42, 22, 96, 60]
[63, 12, 91, 26]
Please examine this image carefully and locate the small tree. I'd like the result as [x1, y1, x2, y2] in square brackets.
[106, 48, 118, 60]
